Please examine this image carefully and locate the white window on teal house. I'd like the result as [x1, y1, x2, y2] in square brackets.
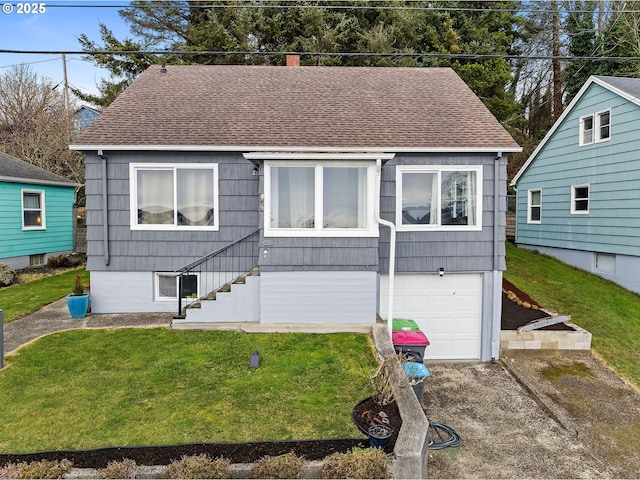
[396, 165, 482, 231]
[130, 164, 218, 231]
[264, 161, 377, 237]
[571, 184, 590, 214]
[596, 110, 611, 142]
[580, 115, 594, 145]
[155, 272, 200, 301]
[580, 110, 611, 145]
[22, 190, 45, 229]
[527, 189, 541, 224]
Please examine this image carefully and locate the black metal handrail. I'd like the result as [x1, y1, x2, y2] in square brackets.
[174, 229, 260, 318]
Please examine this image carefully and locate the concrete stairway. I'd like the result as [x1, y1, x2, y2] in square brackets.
[172, 268, 260, 326]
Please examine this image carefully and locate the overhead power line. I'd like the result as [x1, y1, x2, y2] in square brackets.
[9, 1, 640, 14]
[0, 56, 62, 69]
[1, 49, 639, 62]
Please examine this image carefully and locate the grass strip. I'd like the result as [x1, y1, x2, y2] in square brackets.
[0, 268, 89, 322]
[0, 328, 375, 453]
[505, 242, 640, 388]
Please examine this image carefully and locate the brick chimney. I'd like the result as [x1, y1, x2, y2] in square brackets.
[286, 54, 300, 67]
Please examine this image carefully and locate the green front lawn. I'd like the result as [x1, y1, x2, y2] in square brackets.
[505, 242, 640, 388]
[0, 328, 375, 453]
[0, 268, 89, 322]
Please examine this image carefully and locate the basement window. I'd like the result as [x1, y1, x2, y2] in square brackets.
[29, 254, 45, 267]
[155, 272, 200, 301]
[594, 253, 615, 274]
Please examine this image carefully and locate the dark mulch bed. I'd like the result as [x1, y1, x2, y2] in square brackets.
[502, 279, 574, 331]
[0, 399, 400, 468]
[0, 438, 369, 469]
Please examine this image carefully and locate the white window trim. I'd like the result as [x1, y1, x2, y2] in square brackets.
[129, 163, 219, 231]
[527, 189, 542, 224]
[579, 114, 594, 146]
[395, 165, 483, 232]
[264, 160, 378, 238]
[21, 189, 46, 230]
[580, 110, 611, 146]
[155, 272, 200, 302]
[571, 184, 590, 214]
[595, 109, 611, 143]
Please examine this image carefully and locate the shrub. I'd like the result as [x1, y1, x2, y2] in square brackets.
[0, 263, 15, 287]
[0, 459, 73, 479]
[100, 459, 138, 479]
[0, 463, 22, 479]
[161, 454, 230, 479]
[46, 254, 85, 269]
[251, 453, 303, 479]
[321, 447, 390, 479]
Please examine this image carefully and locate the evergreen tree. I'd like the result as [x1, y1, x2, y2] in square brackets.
[76, 0, 523, 130]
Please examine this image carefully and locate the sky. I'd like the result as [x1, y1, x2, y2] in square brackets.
[0, 1, 132, 98]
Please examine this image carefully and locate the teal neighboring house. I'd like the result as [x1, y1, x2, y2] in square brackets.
[0, 151, 78, 269]
[511, 76, 640, 295]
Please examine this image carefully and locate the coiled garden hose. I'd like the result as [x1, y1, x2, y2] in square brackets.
[427, 419, 462, 450]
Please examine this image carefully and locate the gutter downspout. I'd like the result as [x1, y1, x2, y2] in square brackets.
[491, 152, 503, 359]
[375, 158, 397, 339]
[494, 152, 502, 271]
[98, 150, 110, 266]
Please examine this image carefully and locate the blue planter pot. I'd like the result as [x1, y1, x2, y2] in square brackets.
[67, 294, 89, 318]
[367, 425, 392, 449]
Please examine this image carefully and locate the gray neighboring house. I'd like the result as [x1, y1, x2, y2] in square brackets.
[0, 151, 77, 269]
[511, 75, 640, 295]
[71, 62, 520, 361]
[73, 105, 101, 133]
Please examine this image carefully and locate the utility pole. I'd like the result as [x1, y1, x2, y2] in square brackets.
[552, 0, 564, 120]
[61, 53, 70, 112]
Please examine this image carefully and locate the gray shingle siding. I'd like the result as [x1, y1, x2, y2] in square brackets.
[86, 151, 259, 272]
[258, 237, 378, 272]
[378, 153, 507, 274]
[87, 150, 506, 275]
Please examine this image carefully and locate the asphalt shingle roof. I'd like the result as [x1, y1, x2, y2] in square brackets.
[72, 64, 520, 151]
[0, 151, 77, 187]
[595, 75, 640, 99]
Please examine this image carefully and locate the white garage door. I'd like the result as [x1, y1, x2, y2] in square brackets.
[380, 273, 483, 360]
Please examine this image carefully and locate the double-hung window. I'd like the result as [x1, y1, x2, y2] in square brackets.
[580, 115, 594, 145]
[571, 184, 589, 214]
[598, 110, 611, 141]
[22, 190, 45, 229]
[130, 163, 219, 230]
[580, 110, 611, 145]
[528, 189, 542, 223]
[396, 165, 482, 231]
[264, 161, 377, 237]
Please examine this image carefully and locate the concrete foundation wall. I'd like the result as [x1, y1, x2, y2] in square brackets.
[260, 271, 377, 324]
[518, 244, 640, 296]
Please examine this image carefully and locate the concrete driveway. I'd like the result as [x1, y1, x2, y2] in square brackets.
[424, 351, 640, 479]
